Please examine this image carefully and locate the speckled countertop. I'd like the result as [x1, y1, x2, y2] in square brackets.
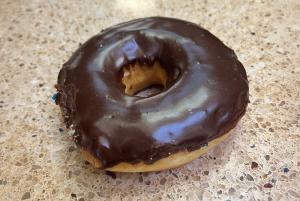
[0, 0, 299, 200]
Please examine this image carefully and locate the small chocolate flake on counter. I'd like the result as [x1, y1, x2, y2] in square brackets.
[251, 162, 259, 169]
[263, 183, 273, 188]
[71, 193, 77, 198]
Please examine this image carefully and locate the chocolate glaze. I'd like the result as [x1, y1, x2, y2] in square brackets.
[56, 17, 249, 168]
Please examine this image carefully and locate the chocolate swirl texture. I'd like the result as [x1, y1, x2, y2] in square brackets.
[56, 17, 249, 168]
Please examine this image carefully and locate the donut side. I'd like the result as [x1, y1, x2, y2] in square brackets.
[80, 132, 230, 172]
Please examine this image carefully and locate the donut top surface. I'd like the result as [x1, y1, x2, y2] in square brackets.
[57, 17, 249, 168]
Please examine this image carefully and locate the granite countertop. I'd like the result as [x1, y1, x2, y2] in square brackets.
[0, 0, 299, 200]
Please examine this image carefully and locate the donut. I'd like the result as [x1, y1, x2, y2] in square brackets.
[55, 17, 249, 172]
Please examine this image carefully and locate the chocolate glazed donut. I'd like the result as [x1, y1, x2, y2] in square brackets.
[56, 17, 249, 171]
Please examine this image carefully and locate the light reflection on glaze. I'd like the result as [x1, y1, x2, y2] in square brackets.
[142, 87, 209, 123]
[153, 111, 207, 143]
[122, 39, 139, 59]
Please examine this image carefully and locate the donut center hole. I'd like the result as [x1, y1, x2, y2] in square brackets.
[121, 61, 168, 97]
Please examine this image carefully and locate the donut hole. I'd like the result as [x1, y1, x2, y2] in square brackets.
[122, 61, 170, 97]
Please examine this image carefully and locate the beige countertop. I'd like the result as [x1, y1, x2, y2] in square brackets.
[0, 0, 299, 200]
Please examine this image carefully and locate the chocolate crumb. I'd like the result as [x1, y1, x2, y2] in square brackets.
[263, 183, 273, 188]
[71, 193, 77, 198]
[251, 162, 258, 169]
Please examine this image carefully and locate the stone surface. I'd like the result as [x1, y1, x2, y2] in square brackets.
[0, 0, 299, 200]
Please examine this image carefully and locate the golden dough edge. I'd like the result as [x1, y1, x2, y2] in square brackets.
[80, 132, 230, 172]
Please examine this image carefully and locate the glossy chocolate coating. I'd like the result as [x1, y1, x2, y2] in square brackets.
[56, 17, 249, 168]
